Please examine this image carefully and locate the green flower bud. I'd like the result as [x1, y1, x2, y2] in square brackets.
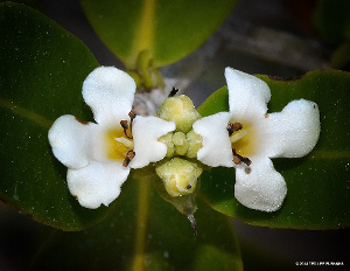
[158, 132, 175, 157]
[173, 132, 188, 156]
[186, 130, 203, 158]
[157, 95, 200, 133]
[155, 157, 203, 197]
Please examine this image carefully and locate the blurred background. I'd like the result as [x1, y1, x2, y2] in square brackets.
[1, 0, 349, 270]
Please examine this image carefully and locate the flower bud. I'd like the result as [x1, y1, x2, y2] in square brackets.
[173, 132, 188, 155]
[155, 157, 203, 197]
[186, 130, 203, 158]
[158, 132, 175, 157]
[157, 95, 200, 133]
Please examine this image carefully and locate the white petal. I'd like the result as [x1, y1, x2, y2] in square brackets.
[234, 157, 287, 212]
[225, 67, 271, 120]
[82, 66, 136, 125]
[193, 112, 234, 167]
[67, 161, 130, 209]
[260, 99, 320, 158]
[129, 116, 176, 169]
[48, 115, 97, 169]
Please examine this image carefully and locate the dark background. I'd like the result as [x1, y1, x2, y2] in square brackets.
[1, 0, 349, 270]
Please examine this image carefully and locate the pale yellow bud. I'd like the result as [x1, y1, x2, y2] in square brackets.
[158, 132, 175, 157]
[173, 132, 188, 156]
[155, 157, 203, 197]
[157, 95, 200, 133]
[186, 130, 203, 158]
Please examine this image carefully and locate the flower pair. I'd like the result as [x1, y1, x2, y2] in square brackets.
[49, 66, 320, 212]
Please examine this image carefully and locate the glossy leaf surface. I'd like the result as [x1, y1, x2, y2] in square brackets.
[30, 172, 243, 271]
[198, 70, 350, 229]
[0, 0, 42, 10]
[78, 0, 238, 69]
[0, 3, 107, 230]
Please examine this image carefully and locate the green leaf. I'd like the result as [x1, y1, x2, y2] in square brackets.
[78, 0, 238, 69]
[0, 3, 110, 230]
[29, 172, 243, 271]
[0, 0, 42, 10]
[198, 69, 350, 229]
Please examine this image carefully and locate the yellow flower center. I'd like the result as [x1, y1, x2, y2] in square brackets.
[105, 111, 137, 166]
[228, 120, 258, 168]
[105, 127, 133, 161]
[229, 121, 257, 158]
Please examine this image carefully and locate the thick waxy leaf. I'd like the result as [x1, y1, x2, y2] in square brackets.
[198, 69, 350, 229]
[0, 3, 108, 230]
[30, 172, 243, 271]
[78, 0, 238, 69]
[0, 0, 42, 10]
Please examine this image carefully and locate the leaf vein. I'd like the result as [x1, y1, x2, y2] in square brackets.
[0, 98, 53, 129]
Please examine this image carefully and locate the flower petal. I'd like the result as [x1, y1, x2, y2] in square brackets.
[225, 67, 271, 120]
[193, 112, 234, 167]
[67, 161, 130, 209]
[82, 66, 136, 125]
[48, 115, 97, 169]
[259, 99, 320, 158]
[129, 116, 176, 168]
[234, 157, 287, 212]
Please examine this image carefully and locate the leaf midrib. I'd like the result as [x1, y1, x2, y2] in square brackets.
[132, 176, 151, 271]
[129, 0, 156, 66]
[0, 98, 53, 129]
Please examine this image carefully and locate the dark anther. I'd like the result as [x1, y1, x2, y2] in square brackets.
[128, 110, 136, 120]
[120, 116, 134, 139]
[123, 150, 135, 167]
[123, 158, 131, 167]
[168, 87, 179, 97]
[186, 185, 192, 189]
[125, 110, 137, 138]
[120, 120, 128, 130]
[227, 123, 234, 136]
[227, 122, 243, 136]
[232, 148, 251, 166]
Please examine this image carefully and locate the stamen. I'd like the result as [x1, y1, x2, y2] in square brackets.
[128, 110, 136, 120]
[232, 148, 251, 166]
[123, 149, 135, 167]
[120, 120, 128, 130]
[227, 122, 243, 136]
[120, 110, 137, 139]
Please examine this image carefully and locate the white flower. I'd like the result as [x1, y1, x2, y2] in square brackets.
[193, 67, 320, 212]
[48, 67, 175, 209]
